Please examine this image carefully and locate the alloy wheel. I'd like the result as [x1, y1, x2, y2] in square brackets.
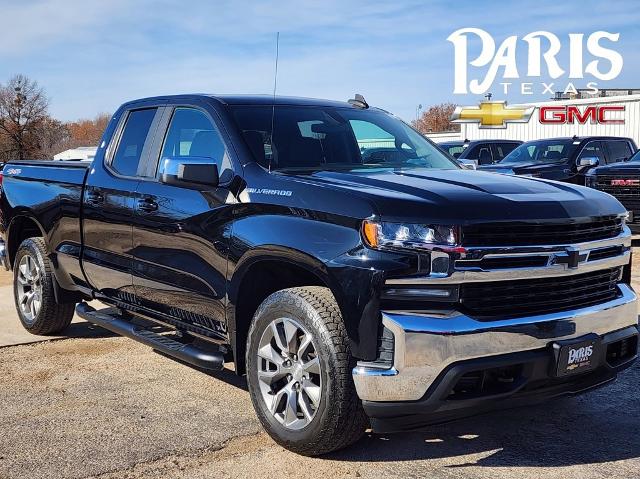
[256, 317, 322, 430]
[16, 254, 43, 325]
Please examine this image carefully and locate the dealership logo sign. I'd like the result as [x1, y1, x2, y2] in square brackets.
[447, 29, 624, 96]
[539, 105, 625, 124]
[452, 102, 625, 128]
[451, 101, 533, 128]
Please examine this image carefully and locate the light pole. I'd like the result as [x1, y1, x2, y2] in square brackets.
[415, 104, 423, 124]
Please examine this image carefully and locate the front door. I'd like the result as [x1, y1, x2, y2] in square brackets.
[131, 106, 235, 339]
[82, 106, 162, 300]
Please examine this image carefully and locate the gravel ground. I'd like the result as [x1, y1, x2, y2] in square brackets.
[0, 257, 639, 479]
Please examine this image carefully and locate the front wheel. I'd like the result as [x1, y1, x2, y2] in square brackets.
[246, 286, 368, 456]
[13, 238, 75, 335]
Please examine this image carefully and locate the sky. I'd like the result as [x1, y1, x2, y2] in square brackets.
[0, 0, 638, 123]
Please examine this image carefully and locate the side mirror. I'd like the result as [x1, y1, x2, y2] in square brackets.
[457, 159, 477, 170]
[577, 157, 599, 170]
[160, 157, 219, 188]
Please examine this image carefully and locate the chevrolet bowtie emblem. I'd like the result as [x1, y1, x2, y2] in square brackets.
[553, 248, 587, 269]
[451, 101, 535, 129]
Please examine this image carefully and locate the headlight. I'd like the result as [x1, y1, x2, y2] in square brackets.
[362, 220, 458, 250]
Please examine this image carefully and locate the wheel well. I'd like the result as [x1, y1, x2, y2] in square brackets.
[7, 216, 43, 269]
[232, 260, 327, 374]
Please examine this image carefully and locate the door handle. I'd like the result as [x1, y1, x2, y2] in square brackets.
[86, 191, 104, 205]
[138, 197, 158, 213]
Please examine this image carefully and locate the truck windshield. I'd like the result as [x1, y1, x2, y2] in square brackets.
[500, 139, 578, 165]
[230, 105, 459, 172]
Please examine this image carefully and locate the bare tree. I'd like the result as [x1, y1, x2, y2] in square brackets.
[0, 74, 49, 160]
[412, 102, 460, 134]
[65, 113, 111, 148]
[35, 117, 70, 159]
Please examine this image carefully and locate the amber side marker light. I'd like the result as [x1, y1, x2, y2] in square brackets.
[362, 220, 379, 248]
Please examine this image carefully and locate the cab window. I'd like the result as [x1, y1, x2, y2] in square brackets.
[111, 108, 158, 177]
[606, 140, 633, 163]
[158, 108, 231, 178]
[577, 141, 606, 164]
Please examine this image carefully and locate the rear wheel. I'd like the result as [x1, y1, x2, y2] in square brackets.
[246, 286, 368, 456]
[13, 238, 75, 335]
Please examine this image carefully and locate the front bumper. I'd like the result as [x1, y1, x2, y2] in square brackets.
[353, 284, 638, 403]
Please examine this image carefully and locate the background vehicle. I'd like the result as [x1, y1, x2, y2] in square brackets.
[0, 95, 637, 456]
[588, 150, 640, 233]
[438, 139, 522, 166]
[479, 136, 638, 184]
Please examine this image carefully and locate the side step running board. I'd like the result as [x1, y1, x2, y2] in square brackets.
[76, 303, 224, 371]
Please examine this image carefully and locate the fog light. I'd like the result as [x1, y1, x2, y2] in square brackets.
[387, 288, 451, 297]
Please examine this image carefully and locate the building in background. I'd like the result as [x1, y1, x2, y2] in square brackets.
[53, 146, 97, 161]
[427, 93, 640, 146]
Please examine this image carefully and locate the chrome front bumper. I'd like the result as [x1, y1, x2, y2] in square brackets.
[353, 284, 638, 402]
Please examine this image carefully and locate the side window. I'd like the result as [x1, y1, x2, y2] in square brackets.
[446, 146, 464, 159]
[607, 141, 633, 163]
[577, 141, 606, 164]
[111, 108, 158, 177]
[467, 145, 493, 164]
[159, 108, 229, 175]
[494, 143, 518, 161]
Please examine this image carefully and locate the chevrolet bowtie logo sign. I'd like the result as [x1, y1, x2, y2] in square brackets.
[451, 101, 535, 129]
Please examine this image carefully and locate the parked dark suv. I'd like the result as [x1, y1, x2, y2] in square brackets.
[480, 136, 637, 184]
[438, 139, 522, 166]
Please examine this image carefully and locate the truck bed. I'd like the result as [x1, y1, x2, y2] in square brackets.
[1, 159, 90, 287]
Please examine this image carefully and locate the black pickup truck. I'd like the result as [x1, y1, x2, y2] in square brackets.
[479, 136, 637, 184]
[588, 150, 640, 232]
[0, 95, 638, 456]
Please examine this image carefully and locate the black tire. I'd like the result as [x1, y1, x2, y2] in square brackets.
[13, 237, 75, 335]
[246, 286, 368, 456]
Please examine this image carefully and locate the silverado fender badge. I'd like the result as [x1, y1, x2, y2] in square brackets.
[246, 188, 292, 197]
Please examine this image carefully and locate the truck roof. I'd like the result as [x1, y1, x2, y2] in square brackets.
[122, 94, 358, 110]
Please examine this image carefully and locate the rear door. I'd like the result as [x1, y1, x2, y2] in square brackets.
[82, 105, 164, 300]
[131, 102, 238, 339]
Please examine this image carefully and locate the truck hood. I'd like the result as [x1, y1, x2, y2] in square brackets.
[593, 162, 640, 176]
[282, 168, 625, 223]
[479, 161, 566, 175]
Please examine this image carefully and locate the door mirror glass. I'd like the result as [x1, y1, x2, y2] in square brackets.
[577, 157, 599, 169]
[160, 157, 219, 188]
[458, 159, 477, 170]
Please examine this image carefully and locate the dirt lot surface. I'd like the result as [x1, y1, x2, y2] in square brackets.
[0, 269, 12, 287]
[0, 253, 639, 479]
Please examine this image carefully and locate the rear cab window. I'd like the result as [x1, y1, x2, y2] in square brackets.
[110, 108, 158, 177]
[494, 143, 519, 161]
[606, 140, 634, 163]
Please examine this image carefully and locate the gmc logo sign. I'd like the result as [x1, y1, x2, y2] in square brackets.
[611, 179, 640, 186]
[539, 105, 625, 125]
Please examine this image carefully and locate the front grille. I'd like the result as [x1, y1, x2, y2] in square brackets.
[594, 176, 640, 222]
[460, 267, 622, 320]
[462, 216, 623, 246]
[595, 175, 640, 197]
